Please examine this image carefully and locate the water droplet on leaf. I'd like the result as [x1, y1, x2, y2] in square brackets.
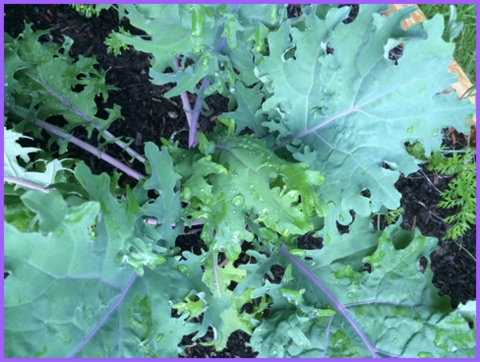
[232, 195, 244, 206]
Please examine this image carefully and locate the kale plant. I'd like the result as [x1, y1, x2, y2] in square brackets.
[4, 4, 476, 358]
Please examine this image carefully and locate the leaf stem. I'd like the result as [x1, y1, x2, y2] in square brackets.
[173, 10, 234, 148]
[69, 273, 138, 357]
[212, 253, 222, 297]
[173, 57, 194, 129]
[29, 117, 145, 180]
[172, 57, 209, 149]
[4, 175, 54, 193]
[22, 71, 146, 163]
[188, 78, 210, 148]
[279, 245, 378, 358]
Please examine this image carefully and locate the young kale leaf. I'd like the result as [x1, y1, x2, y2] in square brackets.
[165, 129, 324, 261]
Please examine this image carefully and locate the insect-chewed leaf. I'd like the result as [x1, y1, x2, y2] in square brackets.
[257, 4, 474, 222]
[252, 211, 476, 357]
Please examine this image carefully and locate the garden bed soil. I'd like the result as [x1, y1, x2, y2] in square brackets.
[4, 4, 476, 358]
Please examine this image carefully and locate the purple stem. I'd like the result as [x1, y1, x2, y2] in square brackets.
[323, 315, 335, 357]
[188, 78, 210, 148]
[279, 245, 378, 358]
[173, 22, 231, 148]
[23, 71, 146, 163]
[69, 273, 138, 357]
[172, 56, 206, 148]
[4, 175, 53, 193]
[173, 57, 194, 129]
[31, 118, 145, 181]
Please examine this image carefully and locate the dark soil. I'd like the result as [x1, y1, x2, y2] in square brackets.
[4, 4, 476, 358]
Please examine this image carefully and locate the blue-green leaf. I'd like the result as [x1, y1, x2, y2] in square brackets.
[257, 5, 474, 222]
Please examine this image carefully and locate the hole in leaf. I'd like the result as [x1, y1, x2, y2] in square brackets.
[287, 4, 302, 18]
[361, 188, 371, 198]
[391, 228, 414, 250]
[336, 221, 349, 234]
[38, 33, 54, 44]
[282, 46, 297, 61]
[381, 161, 398, 170]
[419, 256, 428, 274]
[297, 232, 323, 250]
[336, 210, 355, 233]
[239, 128, 255, 136]
[163, 66, 174, 74]
[227, 280, 238, 291]
[71, 83, 86, 93]
[269, 175, 283, 189]
[264, 264, 285, 284]
[240, 302, 255, 313]
[388, 44, 404, 65]
[363, 263, 372, 273]
[338, 4, 359, 24]
[371, 213, 391, 231]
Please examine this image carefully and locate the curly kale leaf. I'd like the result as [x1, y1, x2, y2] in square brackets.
[167, 131, 324, 261]
[5, 23, 122, 141]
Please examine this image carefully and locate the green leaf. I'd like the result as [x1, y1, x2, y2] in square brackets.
[201, 256, 259, 350]
[104, 26, 131, 56]
[110, 5, 220, 83]
[142, 142, 185, 248]
[234, 250, 282, 297]
[5, 23, 122, 140]
[258, 216, 476, 357]
[4, 162, 194, 357]
[443, 5, 464, 42]
[246, 259, 337, 358]
[172, 132, 324, 261]
[221, 82, 268, 136]
[108, 4, 286, 104]
[458, 300, 476, 327]
[257, 5, 474, 221]
[71, 4, 112, 18]
[3, 188, 36, 232]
